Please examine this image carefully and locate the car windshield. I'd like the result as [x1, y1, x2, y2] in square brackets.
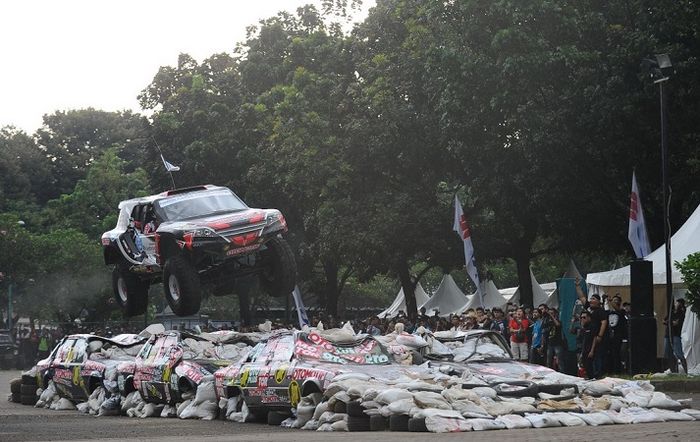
[294, 332, 392, 365]
[155, 189, 247, 221]
[451, 332, 511, 362]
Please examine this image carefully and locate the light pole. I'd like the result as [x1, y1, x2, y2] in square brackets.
[643, 54, 674, 369]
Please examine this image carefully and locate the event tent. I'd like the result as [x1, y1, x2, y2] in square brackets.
[501, 268, 558, 308]
[460, 279, 509, 310]
[377, 283, 431, 318]
[419, 274, 470, 316]
[586, 202, 700, 357]
[587, 203, 700, 287]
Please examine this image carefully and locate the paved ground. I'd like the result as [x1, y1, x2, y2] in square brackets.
[2, 370, 699, 441]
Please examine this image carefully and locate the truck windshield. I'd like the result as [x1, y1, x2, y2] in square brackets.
[155, 189, 247, 221]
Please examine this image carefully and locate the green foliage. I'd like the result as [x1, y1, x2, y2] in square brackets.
[677, 252, 700, 316]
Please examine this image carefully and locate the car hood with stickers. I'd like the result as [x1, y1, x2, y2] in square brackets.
[125, 330, 257, 404]
[23, 333, 145, 402]
[214, 330, 421, 412]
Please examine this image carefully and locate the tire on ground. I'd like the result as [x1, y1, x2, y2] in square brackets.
[163, 255, 201, 316]
[408, 417, 429, 432]
[389, 414, 410, 432]
[11, 392, 21, 403]
[20, 394, 37, 406]
[369, 415, 388, 431]
[112, 266, 149, 316]
[267, 410, 287, 426]
[10, 378, 22, 394]
[491, 380, 539, 398]
[537, 383, 579, 396]
[259, 237, 296, 298]
[346, 400, 364, 417]
[21, 374, 37, 385]
[333, 400, 347, 414]
[20, 384, 37, 396]
[347, 415, 371, 432]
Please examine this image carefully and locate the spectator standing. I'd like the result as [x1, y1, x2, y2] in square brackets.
[664, 299, 688, 373]
[587, 294, 608, 379]
[545, 308, 564, 370]
[490, 308, 509, 341]
[509, 308, 530, 361]
[606, 295, 628, 374]
[530, 310, 545, 365]
[579, 311, 596, 379]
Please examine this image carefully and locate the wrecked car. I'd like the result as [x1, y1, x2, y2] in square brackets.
[120, 330, 256, 405]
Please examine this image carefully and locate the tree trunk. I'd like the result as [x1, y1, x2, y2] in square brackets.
[397, 260, 418, 322]
[323, 258, 340, 318]
[238, 286, 252, 327]
[514, 248, 533, 308]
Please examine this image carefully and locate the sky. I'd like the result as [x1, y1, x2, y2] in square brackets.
[0, 0, 373, 134]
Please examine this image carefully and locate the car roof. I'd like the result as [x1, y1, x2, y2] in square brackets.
[117, 184, 228, 209]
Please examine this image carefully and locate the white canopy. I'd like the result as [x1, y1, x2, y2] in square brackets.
[500, 268, 558, 308]
[419, 274, 470, 317]
[377, 282, 430, 318]
[587, 202, 700, 287]
[461, 279, 508, 310]
[682, 307, 700, 375]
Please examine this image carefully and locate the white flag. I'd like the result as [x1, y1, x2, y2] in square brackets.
[161, 154, 180, 172]
[628, 171, 652, 258]
[453, 195, 483, 306]
[291, 286, 310, 329]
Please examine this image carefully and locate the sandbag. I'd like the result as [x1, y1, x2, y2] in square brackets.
[312, 401, 329, 420]
[413, 391, 451, 410]
[375, 388, 414, 404]
[604, 410, 634, 424]
[387, 398, 416, 415]
[77, 402, 90, 413]
[193, 377, 216, 404]
[52, 398, 77, 411]
[425, 415, 472, 433]
[524, 413, 561, 428]
[318, 411, 347, 425]
[330, 419, 348, 431]
[618, 407, 665, 424]
[647, 392, 681, 409]
[442, 386, 481, 403]
[470, 387, 497, 399]
[411, 408, 464, 420]
[449, 400, 491, 418]
[98, 396, 121, 416]
[36, 381, 57, 408]
[468, 418, 506, 431]
[160, 404, 177, 418]
[495, 414, 532, 429]
[650, 408, 695, 422]
[547, 412, 586, 427]
[681, 408, 700, 420]
[569, 411, 615, 426]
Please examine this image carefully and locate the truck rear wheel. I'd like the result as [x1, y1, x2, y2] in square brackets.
[259, 237, 296, 298]
[112, 266, 149, 317]
[164, 255, 201, 316]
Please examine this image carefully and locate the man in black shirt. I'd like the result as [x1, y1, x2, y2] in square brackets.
[607, 295, 628, 374]
[588, 294, 608, 379]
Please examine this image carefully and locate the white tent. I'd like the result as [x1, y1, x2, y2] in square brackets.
[681, 307, 700, 375]
[501, 268, 558, 307]
[419, 274, 470, 317]
[587, 203, 700, 287]
[460, 279, 508, 310]
[377, 282, 431, 318]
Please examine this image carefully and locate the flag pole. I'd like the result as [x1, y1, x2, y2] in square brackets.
[152, 137, 177, 190]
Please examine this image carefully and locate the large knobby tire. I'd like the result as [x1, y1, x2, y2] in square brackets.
[347, 415, 371, 432]
[267, 410, 288, 426]
[112, 266, 149, 317]
[21, 374, 37, 385]
[333, 400, 347, 414]
[346, 400, 365, 418]
[369, 415, 388, 431]
[163, 255, 201, 316]
[389, 414, 410, 432]
[408, 417, 429, 432]
[259, 237, 296, 298]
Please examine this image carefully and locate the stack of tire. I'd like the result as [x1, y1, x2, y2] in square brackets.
[19, 374, 38, 405]
[343, 400, 370, 432]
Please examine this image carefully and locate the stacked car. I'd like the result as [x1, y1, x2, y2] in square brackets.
[16, 333, 145, 405]
[119, 330, 257, 405]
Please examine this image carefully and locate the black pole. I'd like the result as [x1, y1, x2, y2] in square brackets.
[659, 79, 674, 369]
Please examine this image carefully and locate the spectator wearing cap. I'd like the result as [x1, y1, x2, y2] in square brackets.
[490, 308, 509, 342]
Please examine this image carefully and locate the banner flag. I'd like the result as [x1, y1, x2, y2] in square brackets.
[292, 286, 310, 328]
[628, 171, 652, 258]
[161, 154, 181, 172]
[453, 195, 484, 306]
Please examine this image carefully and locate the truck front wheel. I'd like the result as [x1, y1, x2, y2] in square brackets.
[112, 266, 149, 317]
[163, 256, 201, 316]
